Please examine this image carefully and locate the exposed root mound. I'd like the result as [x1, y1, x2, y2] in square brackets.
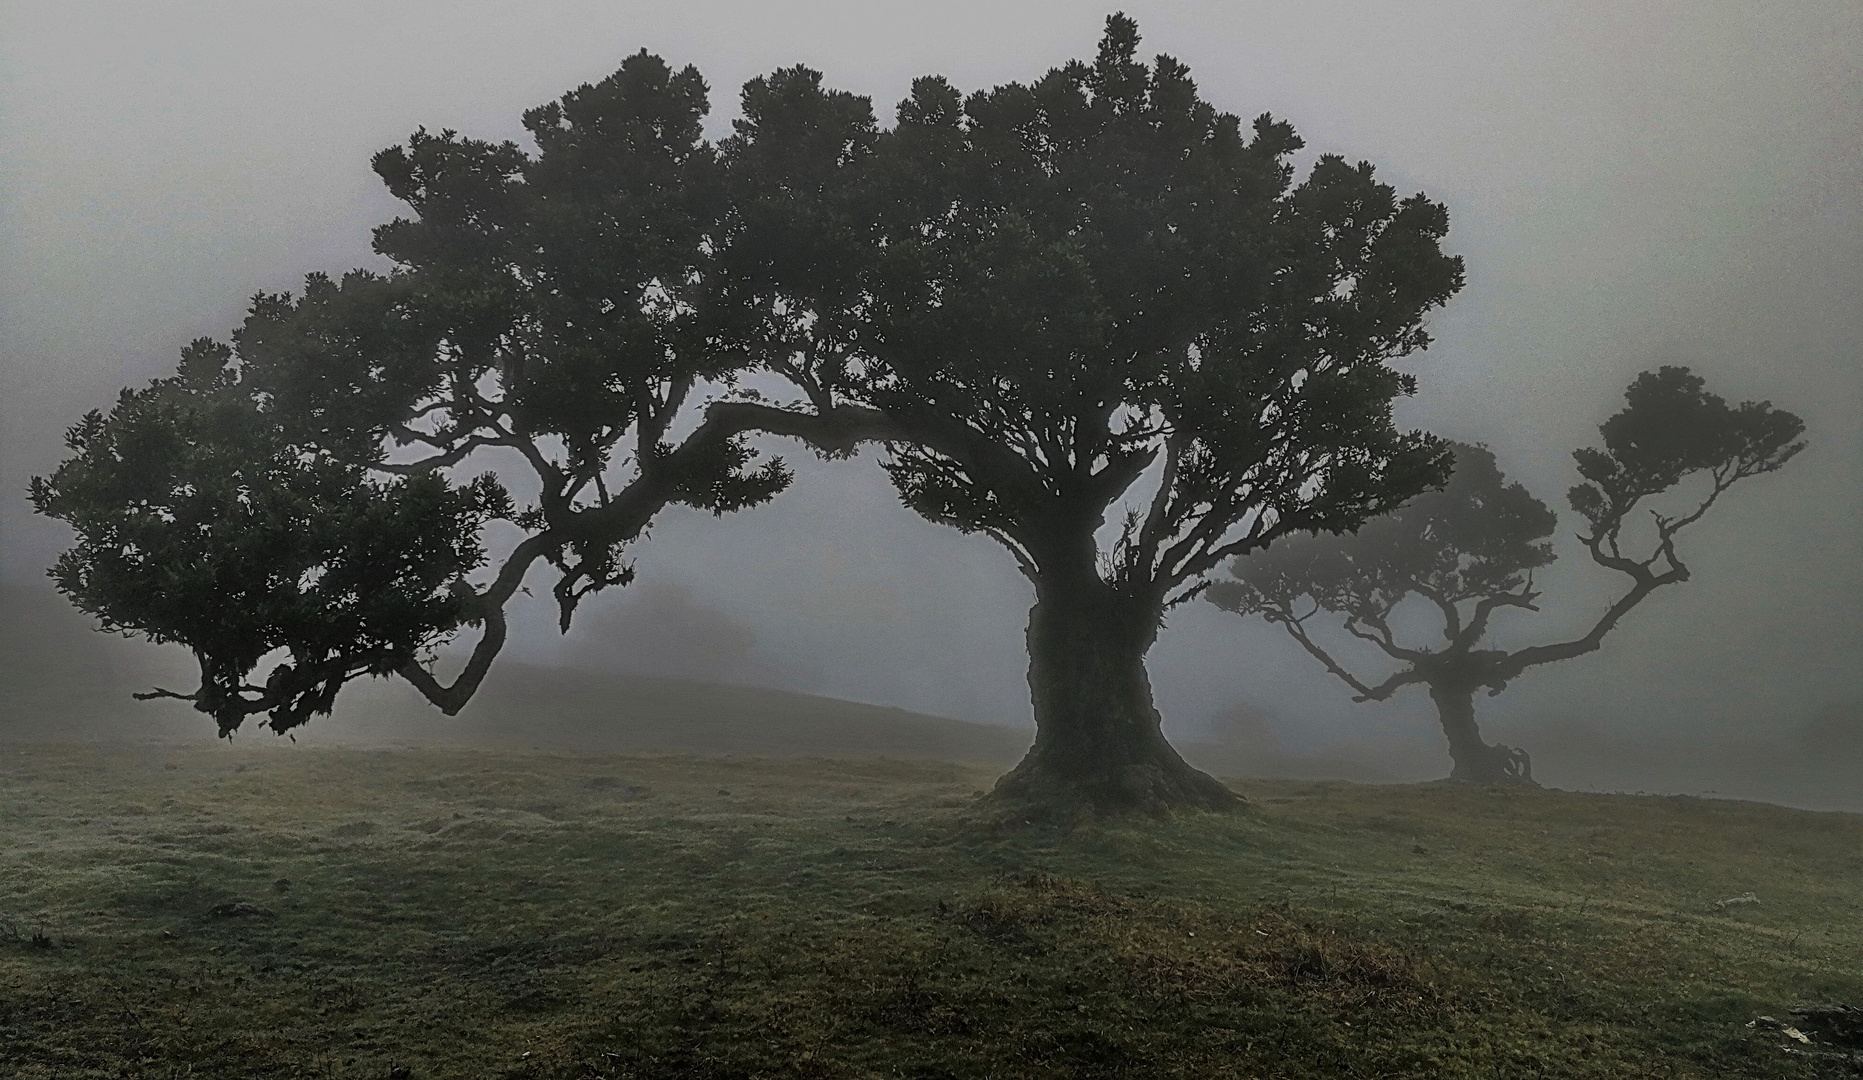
[980, 755, 1243, 825]
[1437, 773, 1543, 789]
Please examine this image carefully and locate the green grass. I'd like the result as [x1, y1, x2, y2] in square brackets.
[2, 743, 1859, 1078]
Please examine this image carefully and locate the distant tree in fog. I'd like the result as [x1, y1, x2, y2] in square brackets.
[1209, 369, 1805, 784]
[566, 582, 808, 687]
[1796, 702, 1863, 761]
[1205, 702, 1282, 750]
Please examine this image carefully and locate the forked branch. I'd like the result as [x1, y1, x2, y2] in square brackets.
[1272, 606, 1415, 702]
[394, 398, 905, 713]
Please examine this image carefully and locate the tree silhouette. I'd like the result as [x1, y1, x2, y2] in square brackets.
[30, 53, 863, 735]
[29, 338, 504, 736]
[1208, 368, 1805, 783]
[34, 22, 1465, 815]
[727, 15, 1463, 812]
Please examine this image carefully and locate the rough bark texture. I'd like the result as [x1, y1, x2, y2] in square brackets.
[988, 573, 1240, 818]
[1429, 682, 1535, 785]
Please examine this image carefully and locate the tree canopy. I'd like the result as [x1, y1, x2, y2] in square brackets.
[29, 336, 506, 735]
[31, 52, 828, 733]
[35, 17, 1469, 812]
[741, 16, 1464, 608]
[1207, 442, 1554, 695]
[665, 15, 1468, 811]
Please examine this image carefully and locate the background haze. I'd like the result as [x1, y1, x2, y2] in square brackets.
[3, 1, 1858, 798]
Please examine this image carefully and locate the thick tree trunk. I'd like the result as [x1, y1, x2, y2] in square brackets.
[988, 573, 1239, 817]
[1429, 681, 1535, 785]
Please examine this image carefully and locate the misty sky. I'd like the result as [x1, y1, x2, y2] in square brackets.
[3, 1, 1858, 753]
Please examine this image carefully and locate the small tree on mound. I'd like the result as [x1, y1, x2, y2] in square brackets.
[1208, 367, 1805, 783]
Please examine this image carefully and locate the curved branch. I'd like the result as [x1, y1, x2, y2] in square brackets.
[1351, 665, 1432, 703]
[1134, 431, 1183, 574]
[1456, 587, 1540, 651]
[1154, 452, 1344, 593]
[702, 400, 903, 457]
[1084, 444, 1159, 515]
[1343, 612, 1425, 662]
[1163, 576, 1213, 611]
[1412, 582, 1464, 643]
[397, 531, 558, 714]
[1156, 490, 1308, 590]
[984, 526, 1040, 583]
[375, 431, 513, 475]
[1504, 481, 1708, 684]
[1498, 577, 1659, 680]
[1275, 610, 1415, 702]
[133, 686, 201, 703]
[397, 399, 908, 714]
[1656, 461, 1747, 537]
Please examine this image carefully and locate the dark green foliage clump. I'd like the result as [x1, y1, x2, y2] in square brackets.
[1566, 365, 1805, 542]
[30, 53, 808, 735]
[28, 338, 507, 736]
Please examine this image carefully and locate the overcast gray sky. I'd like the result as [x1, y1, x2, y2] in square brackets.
[3, 0, 1858, 755]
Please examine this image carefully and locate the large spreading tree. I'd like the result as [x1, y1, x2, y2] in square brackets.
[35, 18, 1465, 813]
[1208, 369, 1805, 783]
[723, 16, 1464, 812]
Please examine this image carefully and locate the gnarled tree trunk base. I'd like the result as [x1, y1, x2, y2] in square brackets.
[993, 570, 1243, 823]
[1445, 743, 1538, 787]
[982, 745, 1241, 824]
[1432, 682, 1539, 787]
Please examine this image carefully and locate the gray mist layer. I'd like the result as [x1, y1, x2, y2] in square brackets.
[3, 2, 1859, 803]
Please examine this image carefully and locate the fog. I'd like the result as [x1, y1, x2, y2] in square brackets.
[3, 1, 1858, 803]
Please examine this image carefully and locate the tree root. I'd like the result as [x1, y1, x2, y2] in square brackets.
[979, 755, 1243, 825]
[1447, 744, 1539, 787]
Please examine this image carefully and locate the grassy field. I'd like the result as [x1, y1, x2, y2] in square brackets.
[2, 743, 1859, 1079]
